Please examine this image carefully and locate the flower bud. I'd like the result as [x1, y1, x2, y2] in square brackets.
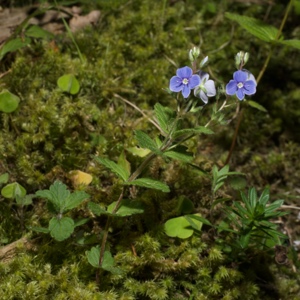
[235, 51, 249, 69]
[199, 56, 208, 68]
[189, 46, 200, 62]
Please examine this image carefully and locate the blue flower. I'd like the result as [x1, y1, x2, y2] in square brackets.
[169, 66, 200, 98]
[193, 71, 216, 104]
[226, 70, 256, 101]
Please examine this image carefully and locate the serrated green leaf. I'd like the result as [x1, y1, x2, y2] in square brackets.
[57, 74, 80, 95]
[225, 12, 279, 42]
[164, 147, 193, 163]
[49, 217, 74, 241]
[0, 37, 31, 60]
[86, 246, 101, 268]
[25, 25, 54, 39]
[86, 248, 122, 274]
[0, 173, 9, 184]
[154, 103, 174, 134]
[94, 156, 129, 181]
[277, 39, 300, 50]
[173, 126, 214, 139]
[0, 90, 20, 113]
[64, 190, 90, 211]
[88, 202, 108, 216]
[101, 250, 115, 270]
[248, 100, 267, 112]
[125, 178, 170, 192]
[107, 199, 144, 216]
[1, 182, 26, 199]
[36, 180, 70, 213]
[134, 130, 161, 154]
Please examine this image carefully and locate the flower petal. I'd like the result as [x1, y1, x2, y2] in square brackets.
[177, 66, 192, 79]
[242, 69, 257, 86]
[188, 74, 201, 89]
[226, 80, 238, 95]
[198, 70, 209, 82]
[200, 90, 208, 104]
[236, 88, 245, 100]
[182, 84, 191, 98]
[204, 80, 216, 97]
[233, 70, 247, 83]
[243, 80, 256, 95]
[169, 76, 183, 92]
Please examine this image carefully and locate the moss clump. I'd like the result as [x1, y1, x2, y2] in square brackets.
[0, 0, 300, 299]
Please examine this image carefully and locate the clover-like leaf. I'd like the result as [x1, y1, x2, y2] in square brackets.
[0, 90, 20, 113]
[1, 182, 26, 199]
[165, 214, 202, 239]
[57, 74, 80, 95]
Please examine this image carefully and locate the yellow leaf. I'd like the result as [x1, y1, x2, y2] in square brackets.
[69, 170, 93, 187]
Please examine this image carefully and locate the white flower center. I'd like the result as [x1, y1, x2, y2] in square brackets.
[182, 78, 189, 85]
[237, 82, 244, 89]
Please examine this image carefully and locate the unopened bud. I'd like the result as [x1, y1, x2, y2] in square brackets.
[199, 56, 208, 68]
[189, 46, 200, 62]
[235, 51, 249, 69]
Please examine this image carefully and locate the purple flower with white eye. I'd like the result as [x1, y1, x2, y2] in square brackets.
[226, 70, 256, 101]
[193, 71, 216, 104]
[169, 66, 200, 98]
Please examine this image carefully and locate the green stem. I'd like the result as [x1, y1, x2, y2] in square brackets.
[225, 0, 294, 164]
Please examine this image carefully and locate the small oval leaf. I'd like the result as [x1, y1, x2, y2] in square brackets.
[57, 74, 80, 95]
[1, 182, 26, 199]
[0, 90, 20, 113]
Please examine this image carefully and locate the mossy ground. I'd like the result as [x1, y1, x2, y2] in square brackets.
[0, 0, 300, 299]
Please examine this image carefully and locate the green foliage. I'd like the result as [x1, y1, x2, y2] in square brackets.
[57, 74, 80, 95]
[221, 188, 287, 251]
[0, 90, 20, 113]
[225, 13, 279, 42]
[0, 0, 299, 299]
[94, 156, 130, 181]
[125, 178, 170, 192]
[212, 165, 243, 195]
[164, 214, 203, 239]
[33, 181, 89, 241]
[88, 199, 144, 217]
[1, 182, 26, 199]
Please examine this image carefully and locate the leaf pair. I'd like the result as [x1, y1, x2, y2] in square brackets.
[94, 155, 170, 193]
[33, 181, 90, 241]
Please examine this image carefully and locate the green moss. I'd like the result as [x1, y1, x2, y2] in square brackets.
[0, 0, 299, 299]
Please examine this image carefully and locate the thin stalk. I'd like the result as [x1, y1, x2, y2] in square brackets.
[225, 0, 294, 164]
